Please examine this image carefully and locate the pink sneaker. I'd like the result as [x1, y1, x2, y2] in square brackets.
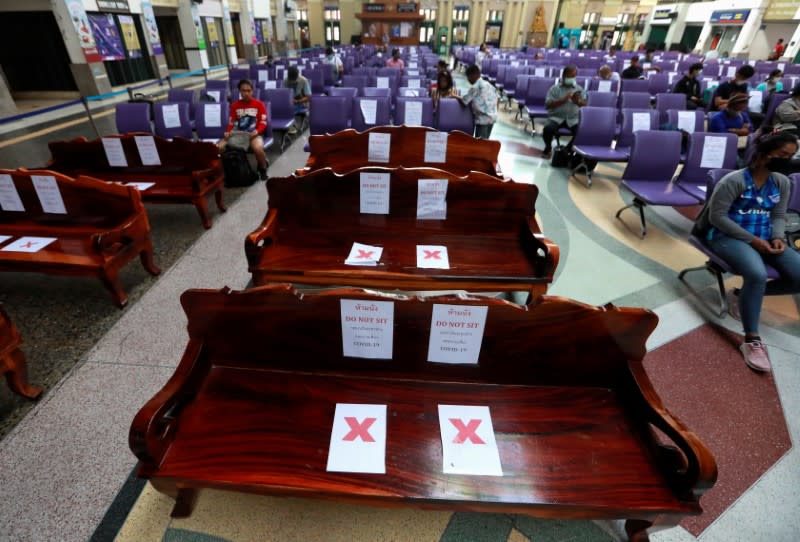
[740, 341, 771, 373]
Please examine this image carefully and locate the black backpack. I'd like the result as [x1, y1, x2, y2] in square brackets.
[221, 148, 257, 187]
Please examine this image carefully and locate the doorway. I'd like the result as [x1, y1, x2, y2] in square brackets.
[155, 15, 188, 70]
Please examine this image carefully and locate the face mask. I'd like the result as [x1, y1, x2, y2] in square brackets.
[767, 157, 792, 172]
[563, 77, 576, 86]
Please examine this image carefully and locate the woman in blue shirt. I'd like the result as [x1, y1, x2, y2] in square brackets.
[694, 132, 800, 372]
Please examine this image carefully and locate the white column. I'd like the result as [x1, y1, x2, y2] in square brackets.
[178, 1, 210, 70]
[731, 0, 769, 58]
[783, 22, 800, 61]
[693, 21, 713, 54]
[0, 67, 16, 116]
[222, 0, 239, 64]
[664, 4, 690, 48]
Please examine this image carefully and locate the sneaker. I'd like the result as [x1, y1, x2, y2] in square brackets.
[740, 341, 771, 373]
[287, 125, 298, 135]
[257, 168, 268, 181]
[726, 290, 741, 321]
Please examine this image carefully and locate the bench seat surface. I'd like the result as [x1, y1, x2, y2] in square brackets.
[155, 367, 695, 516]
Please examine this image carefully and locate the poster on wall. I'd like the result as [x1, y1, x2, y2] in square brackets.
[118, 15, 142, 58]
[206, 17, 220, 46]
[190, 3, 207, 49]
[88, 14, 125, 61]
[453, 26, 467, 43]
[222, 3, 236, 47]
[141, 1, 163, 55]
[65, 0, 102, 63]
[261, 20, 272, 43]
[254, 20, 264, 44]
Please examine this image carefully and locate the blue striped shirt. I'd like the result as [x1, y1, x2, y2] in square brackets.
[708, 168, 781, 241]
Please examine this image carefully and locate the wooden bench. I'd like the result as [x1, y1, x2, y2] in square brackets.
[130, 285, 716, 541]
[246, 166, 558, 300]
[299, 126, 503, 177]
[0, 305, 43, 400]
[46, 134, 226, 229]
[0, 169, 160, 307]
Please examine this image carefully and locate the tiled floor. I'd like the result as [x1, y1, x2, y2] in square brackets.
[0, 87, 798, 542]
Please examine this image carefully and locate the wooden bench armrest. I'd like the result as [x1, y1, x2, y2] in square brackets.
[130, 340, 206, 469]
[244, 210, 279, 267]
[627, 362, 718, 499]
[91, 214, 146, 254]
[190, 165, 221, 192]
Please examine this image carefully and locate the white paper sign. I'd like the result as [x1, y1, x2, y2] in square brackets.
[598, 80, 612, 92]
[632, 112, 650, 133]
[327, 403, 387, 474]
[408, 79, 421, 88]
[404, 100, 423, 125]
[345, 242, 383, 266]
[748, 90, 763, 113]
[360, 99, 378, 125]
[368, 132, 391, 163]
[206, 90, 221, 102]
[427, 304, 488, 364]
[264, 80, 277, 89]
[416, 245, 449, 269]
[534, 68, 546, 77]
[700, 136, 728, 169]
[134, 135, 161, 166]
[417, 179, 448, 220]
[438, 405, 503, 476]
[125, 182, 155, 191]
[377, 76, 390, 88]
[340, 299, 394, 360]
[727, 66, 737, 77]
[511, 60, 520, 67]
[403, 89, 420, 97]
[161, 103, 181, 129]
[0, 235, 10, 244]
[258, 70, 269, 82]
[778, 62, 785, 71]
[407, 69, 420, 76]
[31, 176, 66, 214]
[424, 131, 448, 163]
[409, 62, 418, 68]
[1, 236, 57, 253]
[203, 103, 222, 128]
[668, 72, 676, 84]
[102, 137, 128, 167]
[360, 172, 390, 214]
[0, 174, 25, 212]
[677, 111, 696, 133]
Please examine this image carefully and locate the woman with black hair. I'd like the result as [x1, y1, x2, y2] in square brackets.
[694, 132, 800, 372]
[430, 70, 457, 113]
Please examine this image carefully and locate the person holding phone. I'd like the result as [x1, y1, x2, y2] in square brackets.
[541, 65, 586, 158]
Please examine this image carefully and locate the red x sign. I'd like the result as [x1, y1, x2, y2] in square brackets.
[357, 249, 374, 259]
[449, 418, 485, 444]
[423, 250, 441, 260]
[21, 241, 36, 249]
[343, 416, 377, 442]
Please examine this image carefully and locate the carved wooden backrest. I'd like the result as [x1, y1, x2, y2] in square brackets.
[0, 169, 142, 229]
[47, 135, 219, 175]
[303, 126, 501, 176]
[268, 166, 537, 237]
[180, 286, 658, 388]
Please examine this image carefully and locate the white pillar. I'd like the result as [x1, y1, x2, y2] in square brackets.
[140, 1, 169, 79]
[664, 4, 690, 48]
[178, 1, 210, 70]
[0, 67, 16, 116]
[50, 0, 111, 96]
[693, 21, 713, 54]
[222, 0, 239, 64]
[783, 22, 800, 61]
[731, 0, 769, 58]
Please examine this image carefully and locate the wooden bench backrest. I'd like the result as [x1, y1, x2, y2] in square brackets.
[180, 286, 658, 388]
[269, 166, 536, 236]
[47, 135, 219, 175]
[302, 126, 501, 176]
[0, 169, 142, 229]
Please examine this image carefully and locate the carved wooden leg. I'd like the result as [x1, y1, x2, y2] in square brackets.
[625, 519, 653, 542]
[171, 488, 199, 518]
[139, 241, 162, 276]
[214, 188, 227, 213]
[99, 269, 128, 308]
[194, 196, 213, 229]
[2, 350, 44, 400]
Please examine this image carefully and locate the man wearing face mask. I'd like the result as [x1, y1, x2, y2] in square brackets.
[672, 63, 704, 110]
[541, 65, 586, 159]
[692, 132, 800, 372]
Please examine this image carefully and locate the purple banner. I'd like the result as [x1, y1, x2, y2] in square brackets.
[254, 19, 264, 44]
[88, 13, 126, 61]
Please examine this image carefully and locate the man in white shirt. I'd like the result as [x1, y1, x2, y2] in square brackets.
[323, 46, 343, 81]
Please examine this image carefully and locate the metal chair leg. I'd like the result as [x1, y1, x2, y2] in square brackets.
[615, 197, 647, 237]
[678, 262, 728, 318]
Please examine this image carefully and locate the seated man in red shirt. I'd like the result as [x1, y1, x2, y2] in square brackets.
[219, 79, 268, 180]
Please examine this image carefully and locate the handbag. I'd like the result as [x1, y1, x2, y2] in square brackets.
[550, 146, 572, 168]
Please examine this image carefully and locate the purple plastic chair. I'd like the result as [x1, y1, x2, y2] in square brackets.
[616, 108, 658, 155]
[307, 69, 325, 95]
[195, 102, 226, 142]
[362, 87, 392, 98]
[328, 87, 358, 125]
[263, 88, 296, 151]
[115, 103, 152, 134]
[763, 92, 789, 126]
[655, 93, 687, 125]
[571, 107, 629, 186]
[615, 130, 686, 237]
[514, 74, 532, 120]
[648, 74, 671, 96]
[666, 109, 704, 134]
[309, 96, 349, 135]
[342, 75, 368, 94]
[435, 98, 474, 133]
[621, 79, 650, 94]
[154, 102, 192, 140]
[525, 77, 554, 133]
[619, 91, 652, 111]
[352, 96, 392, 131]
[673, 132, 738, 202]
[678, 169, 781, 316]
[586, 91, 616, 108]
[588, 78, 620, 93]
[394, 97, 434, 127]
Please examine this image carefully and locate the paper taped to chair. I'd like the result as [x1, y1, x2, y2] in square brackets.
[326, 403, 387, 474]
[677, 111, 695, 133]
[0, 174, 25, 212]
[264, 80, 277, 89]
[438, 405, 502, 476]
[405, 101, 423, 126]
[424, 132, 447, 163]
[134, 136, 161, 166]
[1, 236, 57, 253]
[535, 68, 546, 77]
[340, 300, 394, 360]
[700, 136, 727, 169]
[162, 104, 181, 128]
[31, 176, 66, 214]
[258, 70, 269, 83]
[367, 132, 390, 162]
[748, 91, 763, 113]
[360, 172, 390, 214]
[377, 76, 390, 89]
[360, 99, 378, 125]
[206, 90, 220, 102]
[427, 304, 488, 365]
[417, 179, 447, 219]
[597, 80, 612, 93]
[408, 79, 420, 88]
[416, 245, 449, 269]
[632, 112, 650, 133]
[0, 235, 10, 244]
[204, 104, 222, 128]
[102, 138, 128, 167]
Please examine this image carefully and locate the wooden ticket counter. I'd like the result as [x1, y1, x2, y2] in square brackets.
[358, 2, 424, 46]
